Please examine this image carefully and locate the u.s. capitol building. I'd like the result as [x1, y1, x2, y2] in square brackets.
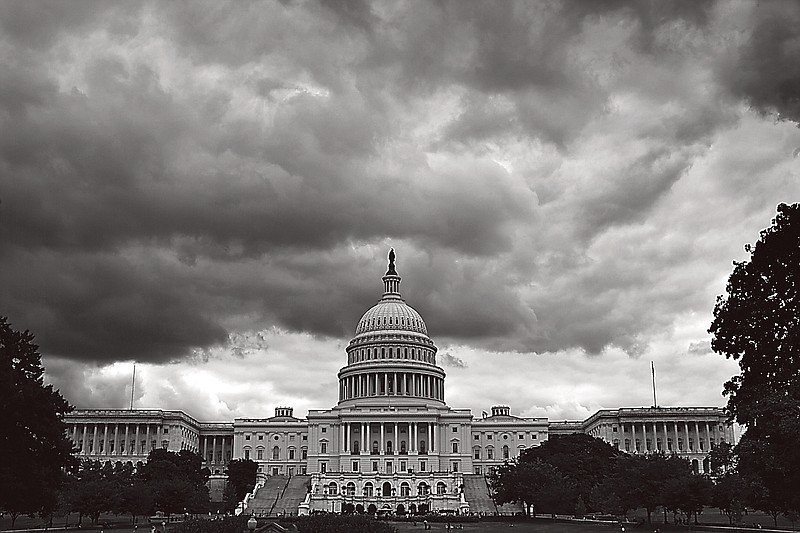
[64, 251, 733, 515]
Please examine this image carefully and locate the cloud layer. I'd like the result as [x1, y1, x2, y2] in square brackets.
[2, 0, 799, 420]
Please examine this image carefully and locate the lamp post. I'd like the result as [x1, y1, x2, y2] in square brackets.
[247, 516, 257, 533]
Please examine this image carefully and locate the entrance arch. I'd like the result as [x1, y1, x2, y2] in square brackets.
[355, 504, 365, 514]
[397, 504, 406, 515]
[367, 503, 377, 515]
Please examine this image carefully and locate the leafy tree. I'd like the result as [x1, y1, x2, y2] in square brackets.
[708, 441, 736, 476]
[0, 317, 77, 527]
[662, 474, 713, 524]
[709, 203, 800, 520]
[140, 449, 210, 513]
[223, 458, 258, 511]
[520, 433, 623, 510]
[490, 458, 576, 516]
[712, 473, 747, 525]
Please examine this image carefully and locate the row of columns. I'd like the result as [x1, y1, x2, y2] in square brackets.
[339, 372, 443, 401]
[348, 346, 435, 365]
[600, 420, 720, 454]
[339, 422, 437, 455]
[201, 435, 234, 464]
[69, 423, 170, 456]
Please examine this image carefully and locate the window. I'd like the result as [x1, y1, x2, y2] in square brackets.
[689, 439, 694, 451]
[258, 434, 264, 441]
[474, 448, 481, 459]
[302, 448, 307, 459]
[257, 449, 263, 460]
[420, 460, 426, 471]
[613, 426, 618, 432]
[452, 426, 458, 433]
[164, 428, 169, 434]
[418, 482, 429, 496]
[364, 482, 373, 497]
[678, 439, 684, 451]
[401, 483, 410, 497]
[289, 448, 295, 460]
[667, 438, 673, 451]
[487, 448, 493, 459]
[474, 466, 482, 474]
[245, 434, 251, 441]
[321, 427, 327, 433]
[272, 446, 280, 460]
[452, 442, 458, 453]
[352, 461, 359, 472]
[346, 482, 356, 496]
[532, 434, 537, 440]
[518, 434, 524, 439]
[244, 449, 250, 460]
[502, 445, 509, 459]
[372, 461, 378, 471]
[474, 434, 480, 440]
[161, 440, 168, 449]
[321, 442, 327, 454]
[302, 435, 307, 441]
[437, 482, 446, 495]
[386, 461, 392, 473]
[320, 462, 326, 473]
[487, 434, 493, 440]
[452, 461, 459, 472]
[328, 482, 337, 495]
[625, 439, 631, 452]
[400, 461, 406, 471]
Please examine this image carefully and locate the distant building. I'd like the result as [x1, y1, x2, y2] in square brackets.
[64, 251, 733, 514]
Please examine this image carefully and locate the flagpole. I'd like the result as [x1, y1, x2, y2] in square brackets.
[651, 361, 658, 408]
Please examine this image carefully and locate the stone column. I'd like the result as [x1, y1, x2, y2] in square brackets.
[92, 424, 98, 455]
[694, 421, 701, 453]
[394, 422, 398, 454]
[212, 436, 217, 463]
[81, 424, 88, 454]
[430, 422, 435, 452]
[380, 423, 385, 454]
[124, 424, 130, 455]
[362, 422, 367, 453]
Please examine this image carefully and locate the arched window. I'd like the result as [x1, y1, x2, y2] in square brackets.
[244, 448, 250, 460]
[272, 446, 280, 460]
[418, 482, 429, 496]
[383, 481, 392, 496]
[288, 447, 295, 460]
[400, 440, 406, 453]
[400, 482, 410, 496]
[502, 445, 509, 459]
[372, 441, 379, 454]
[364, 482, 373, 497]
[386, 440, 393, 454]
[473, 447, 481, 459]
[328, 482, 338, 495]
[346, 482, 356, 496]
[436, 482, 447, 495]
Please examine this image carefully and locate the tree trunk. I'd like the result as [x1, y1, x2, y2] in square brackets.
[664, 508, 668, 524]
[10, 512, 19, 529]
[647, 508, 652, 524]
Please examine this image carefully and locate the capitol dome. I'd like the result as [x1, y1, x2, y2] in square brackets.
[337, 249, 445, 406]
[355, 300, 427, 335]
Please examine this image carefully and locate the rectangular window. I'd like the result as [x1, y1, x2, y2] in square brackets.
[386, 461, 392, 473]
[244, 449, 250, 460]
[474, 434, 480, 440]
[303, 435, 308, 441]
[518, 434, 524, 439]
[289, 449, 295, 460]
[474, 449, 480, 459]
[301, 466, 307, 474]
[452, 461, 459, 472]
[320, 462, 327, 473]
[164, 428, 169, 434]
[352, 461, 359, 472]
[372, 461, 378, 471]
[257, 449, 263, 460]
[487, 448, 493, 459]
[272, 467, 279, 475]
[301, 449, 307, 459]
[321, 442, 327, 454]
[487, 434, 493, 440]
[321, 427, 327, 433]
[532, 434, 537, 439]
[452, 442, 458, 453]
[452, 426, 458, 432]
[400, 461, 406, 471]
[245, 434, 251, 440]
[420, 460, 426, 471]
[613, 426, 618, 432]
[258, 434, 263, 441]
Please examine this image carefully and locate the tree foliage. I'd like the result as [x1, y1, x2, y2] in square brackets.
[0, 317, 76, 527]
[224, 458, 258, 511]
[709, 202, 800, 519]
[490, 458, 576, 516]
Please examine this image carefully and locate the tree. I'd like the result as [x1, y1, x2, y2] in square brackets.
[0, 317, 77, 527]
[490, 458, 576, 516]
[140, 449, 210, 513]
[519, 433, 624, 511]
[223, 458, 258, 511]
[712, 473, 747, 525]
[709, 203, 800, 519]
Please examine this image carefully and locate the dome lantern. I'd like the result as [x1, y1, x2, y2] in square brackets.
[382, 248, 401, 297]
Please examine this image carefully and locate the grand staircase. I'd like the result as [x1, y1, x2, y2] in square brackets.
[462, 474, 497, 514]
[245, 475, 310, 516]
[272, 475, 310, 515]
[461, 474, 524, 515]
[246, 475, 290, 514]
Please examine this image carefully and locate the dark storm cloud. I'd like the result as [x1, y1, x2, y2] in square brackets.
[718, 1, 800, 124]
[2, 0, 799, 372]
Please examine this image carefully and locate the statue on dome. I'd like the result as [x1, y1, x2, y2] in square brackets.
[387, 248, 398, 275]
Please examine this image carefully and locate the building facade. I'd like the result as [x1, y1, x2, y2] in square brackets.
[64, 251, 734, 513]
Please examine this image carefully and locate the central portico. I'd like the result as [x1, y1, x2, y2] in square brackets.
[301, 250, 471, 514]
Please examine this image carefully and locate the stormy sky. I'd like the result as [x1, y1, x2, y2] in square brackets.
[2, 0, 799, 423]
